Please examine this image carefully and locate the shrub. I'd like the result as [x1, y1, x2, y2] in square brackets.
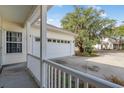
[105, 75, 124, 86]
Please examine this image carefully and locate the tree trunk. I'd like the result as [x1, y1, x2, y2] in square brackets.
[78, 46, 84, 53]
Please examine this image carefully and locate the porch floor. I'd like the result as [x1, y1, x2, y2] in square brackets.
[0, 63, 39, 88]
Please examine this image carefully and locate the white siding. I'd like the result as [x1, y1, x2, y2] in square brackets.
[32, 36, 40, 57]
[27, 27, 40, 55]
[27, 26, 75, 85]
[0, 28, 2, 65]
[70, 41, 75, 55]
[30, 26, 75, 59]
[2, 20, 26, 65]
[27, 55, 40, 82]
[0, 17, 2, 66]
[47, 30, 74, 41]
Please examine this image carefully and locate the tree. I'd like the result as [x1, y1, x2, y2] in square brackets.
[61, 6, 115, 53]
[99, 19, 116, 38]
[114, 25, 124, 36]
[113, 25, 124, 49]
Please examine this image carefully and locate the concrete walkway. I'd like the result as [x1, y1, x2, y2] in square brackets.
[52, 52, 124, 81]
[0, 63, 38, 88]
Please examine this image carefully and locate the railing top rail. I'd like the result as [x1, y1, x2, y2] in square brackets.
[28, 53, 40, 60]
[28, 54, 123, 88]
[44, 59, 123, 88]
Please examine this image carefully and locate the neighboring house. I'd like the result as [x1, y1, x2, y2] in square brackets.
[112, 37, 124, 50]
[94, 37, 124, 50]
[93, 44, 102, 50]
[101, 37, 114, 50]
[94, 38, 114, 50]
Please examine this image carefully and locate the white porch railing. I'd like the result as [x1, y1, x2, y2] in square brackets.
[28, 54, 123, 88]
[27, 54, 40, 85]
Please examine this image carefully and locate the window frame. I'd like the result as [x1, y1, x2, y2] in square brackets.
[48, 38, 52, 42]
[68, 41, 70, 44]
[53, 39, 56, 43]
[57, 40, 60, 43]
[6, 31, 22, 54]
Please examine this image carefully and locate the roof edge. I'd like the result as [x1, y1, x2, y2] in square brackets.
[47, 24, 77, 36]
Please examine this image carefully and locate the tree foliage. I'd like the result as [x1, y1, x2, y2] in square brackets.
[61, 6, 116, 53]
[114, 25, 124, 37]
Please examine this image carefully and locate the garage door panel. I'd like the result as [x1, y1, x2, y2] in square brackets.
[32, 37, 74, 59]
[47, 42, 71, 58]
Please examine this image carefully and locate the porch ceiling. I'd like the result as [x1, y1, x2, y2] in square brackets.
[0, 5, 36, 25]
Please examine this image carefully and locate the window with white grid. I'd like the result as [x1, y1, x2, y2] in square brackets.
[6, 31, 22, 53]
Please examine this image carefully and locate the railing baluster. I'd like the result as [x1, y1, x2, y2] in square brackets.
[51, 66, 53, 88]
[63, 72, 66, 88]
[84, 82, 89, 88]
[29, 55, 122, 88]
[54, 68, 57, 88]
[58, 70, 61, 88]
[68, 75, 72, 88]
[75, 78, 79, 88]
[44, 63, 48, 87]
[48, 65, 51, 88]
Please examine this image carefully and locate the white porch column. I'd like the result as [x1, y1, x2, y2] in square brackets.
[40, 5, 47, 88]
[26, 22, 32, 54]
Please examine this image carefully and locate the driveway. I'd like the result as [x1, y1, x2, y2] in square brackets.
[0, 63, 38, 88]
[52, 52, 124, 81]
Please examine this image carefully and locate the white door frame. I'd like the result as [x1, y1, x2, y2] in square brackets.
[0, 28, 2, 67]
[0, 16, 2, 67]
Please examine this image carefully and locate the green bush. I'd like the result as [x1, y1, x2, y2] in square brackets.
[85, 47, 93, 54]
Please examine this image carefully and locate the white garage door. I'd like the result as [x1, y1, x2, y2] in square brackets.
[47, 39, 72, 58]
[32, 37, 74, 59]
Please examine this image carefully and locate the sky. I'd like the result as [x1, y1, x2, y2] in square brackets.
[47, 5, 124, 27]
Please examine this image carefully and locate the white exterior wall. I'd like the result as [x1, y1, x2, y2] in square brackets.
[27, 55, 40, 83]
[47, 30, 74, 41]
[29, 26, 75, 58]
[102, 38, 114, 49]
[0, 28, 2, 66]
[27, 27, 40, 56]
[1, 20, 26, 65]
[94, 44, 102, 50]
[108, 42, 114, 49]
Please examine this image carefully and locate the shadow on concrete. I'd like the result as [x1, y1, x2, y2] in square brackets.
[51, 56, 124, 86]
